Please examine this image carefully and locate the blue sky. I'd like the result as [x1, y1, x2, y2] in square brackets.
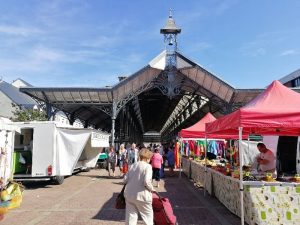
[0, 0, 299, 88]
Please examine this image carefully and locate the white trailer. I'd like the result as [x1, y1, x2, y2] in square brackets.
[0, 123, 19, 188]
[9, 121, 109, 184]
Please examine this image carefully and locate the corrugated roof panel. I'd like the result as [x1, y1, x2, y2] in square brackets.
[53, 92, 65, 101]
[79, 92, 91, 102]
[88, 92, 100, 102]
[69, 92, 82, 102]
[61, 92, 74, 102]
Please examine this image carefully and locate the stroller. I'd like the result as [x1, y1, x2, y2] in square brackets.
[152, 192, 177, 225]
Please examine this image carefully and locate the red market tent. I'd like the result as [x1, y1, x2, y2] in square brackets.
[206, 80, 300, 136]
[179, 112, 216, 138]
[179, 112, 246, 139]
[205, 80, 300, 225]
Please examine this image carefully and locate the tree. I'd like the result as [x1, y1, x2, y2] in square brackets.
[11, 103, 48, 122]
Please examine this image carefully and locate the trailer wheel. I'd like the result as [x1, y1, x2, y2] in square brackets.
[82, 167, 91, 172]
[53, 176, 64, 185]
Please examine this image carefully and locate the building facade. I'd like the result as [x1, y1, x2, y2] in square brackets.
[279, 69, 300, 87]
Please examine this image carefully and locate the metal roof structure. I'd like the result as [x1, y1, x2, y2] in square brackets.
[20, 50, 265, 142]
[20, 12, 271, 144]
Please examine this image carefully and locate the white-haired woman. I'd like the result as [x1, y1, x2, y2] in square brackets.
[124, 148, 154, 225]
[119, 144, 127, 177]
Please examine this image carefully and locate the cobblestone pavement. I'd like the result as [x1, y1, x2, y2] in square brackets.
[2, 169, 240, 225]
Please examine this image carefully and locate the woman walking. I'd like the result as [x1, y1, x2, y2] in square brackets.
[151, 148, 163, 188]
[118, 144, 127, 177]
[124, 148, 154, 225]
[108, 146, 117, 177]
[167, 145, 175, 176]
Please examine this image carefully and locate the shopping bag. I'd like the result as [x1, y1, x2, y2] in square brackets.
[1, 182, 23, 201]
[8, 195, 22, 210]
[115, 185, 126, 209]
[0, 201, 10, 215]
[122, 163, 128, 174]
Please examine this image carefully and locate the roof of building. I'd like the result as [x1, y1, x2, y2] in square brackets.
[12, 78, 33, 88]
[20, 50, 266, 131]
[279, 68, 300, 84]
[0, 80, 37, 107]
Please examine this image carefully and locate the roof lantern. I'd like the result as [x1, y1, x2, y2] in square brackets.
[160, 10, 181, 35]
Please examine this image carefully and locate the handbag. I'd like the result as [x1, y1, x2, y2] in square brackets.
[122, 162, 128, 174]
[115, 184, 126, 209]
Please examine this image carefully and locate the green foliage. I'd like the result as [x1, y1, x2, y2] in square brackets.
[11, 103, 48, 122]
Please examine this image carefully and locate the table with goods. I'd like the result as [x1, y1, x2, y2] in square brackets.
[181, 156, 300, 225]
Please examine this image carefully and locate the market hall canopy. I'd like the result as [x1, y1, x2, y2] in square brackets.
[20, 51, 263, 138]
[20, 13, 266, 143]
[206, 80, 300, 136]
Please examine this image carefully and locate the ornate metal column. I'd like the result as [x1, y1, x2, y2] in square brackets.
[111, 101, 117, 147]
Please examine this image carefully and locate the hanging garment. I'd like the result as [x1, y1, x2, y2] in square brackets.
[207, 141, 218, 156]
[185, 142, 190, 156]
[188, 140, 195, 155]
[196, 140, 206, 157]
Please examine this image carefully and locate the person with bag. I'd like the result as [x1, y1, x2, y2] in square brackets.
[107, 146, 117, 177]
[128, 143, 139, 167]
[118, 144, 127, 177]
[151, 148, 163, 188]
[123, 148, 155, 225]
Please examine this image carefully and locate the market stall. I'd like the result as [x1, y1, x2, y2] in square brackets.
[179, 112, 227, 195]
[206, 80, 300, 225]
[178, 113, 253, 195]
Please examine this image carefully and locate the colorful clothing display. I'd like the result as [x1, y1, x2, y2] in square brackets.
[181, 140, 225, 158]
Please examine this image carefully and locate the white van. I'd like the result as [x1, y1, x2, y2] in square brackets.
[10, 121, 109, 184]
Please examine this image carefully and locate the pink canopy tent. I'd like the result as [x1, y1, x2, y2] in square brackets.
[205, 80, 300, 225]
[179, 112, 245, 139]
[179, 112, 216, 138]
[206, 80, 300, 136]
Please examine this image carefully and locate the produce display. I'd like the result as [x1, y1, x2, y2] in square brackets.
[192, 157, 300, 183]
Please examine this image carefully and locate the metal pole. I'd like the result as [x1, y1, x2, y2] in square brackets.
[238, 127, 244, 225]
[46, 102, 52, 121]
[111, 101, 116, 147]
[204, 135, 208, 197]
[179, 139, 183, 179]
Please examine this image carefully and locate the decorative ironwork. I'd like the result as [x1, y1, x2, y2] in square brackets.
[156, 10, 182, 99]
[96, 105, 113, 117]
[115, 81, 153, 116]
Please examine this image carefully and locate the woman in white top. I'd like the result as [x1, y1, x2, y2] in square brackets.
[124, 148, 154, 225]
[118, 144, 127, 176]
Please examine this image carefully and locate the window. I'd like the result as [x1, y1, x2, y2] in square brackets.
[293, 77, 300, 87]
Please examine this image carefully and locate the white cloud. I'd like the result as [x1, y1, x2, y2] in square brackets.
[281, 49, 299, 56]
[32, 47, 64, 62]
[0, 25, 42, 36]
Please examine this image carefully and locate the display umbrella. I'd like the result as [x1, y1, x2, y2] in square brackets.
[205, 80, 300, 225]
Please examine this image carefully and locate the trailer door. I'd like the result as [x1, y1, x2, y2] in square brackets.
[31, 124, 55, 177]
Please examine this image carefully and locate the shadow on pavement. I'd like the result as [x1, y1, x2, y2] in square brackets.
[92, 193, 126, 222]
[162, 170, 241, 225]
[21, 181, 53, 190]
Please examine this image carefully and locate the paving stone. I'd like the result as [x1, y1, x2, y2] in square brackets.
[2, 169, 241, 225]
